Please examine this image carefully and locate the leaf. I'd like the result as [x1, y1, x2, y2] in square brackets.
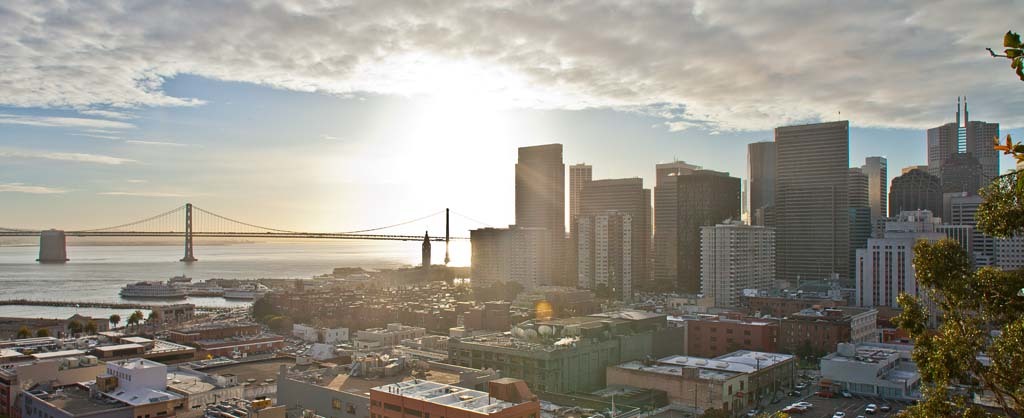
[1005, 31, 1022, 48]
[1008, 49, 1024, 58]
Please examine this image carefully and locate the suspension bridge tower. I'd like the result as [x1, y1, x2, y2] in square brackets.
[180, 203, 197, 262]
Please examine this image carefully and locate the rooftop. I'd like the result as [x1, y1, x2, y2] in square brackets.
[111, 358, 165, 369]
[30, 385, 130, 415]
[106, 385, 182, 406]
[373, 380, 522, 414]
[615, 360, 740, 381]
[167, 370, 217, 395]
[31, 349, 87, 360]
[172, 322, 257, 333]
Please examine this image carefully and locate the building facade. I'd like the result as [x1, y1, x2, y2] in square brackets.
[568, 163, 592, 234]
[653, 161, 701, 289]
[575, 211, 633, 301]
[580, 178, 650, 291]
[861, 157, 888, 224]
[676, 171, 741, 294]
[515, 144, 565, 286]
[699, 222, 774, 308]
[888, 168, 942, 217]
[775, 121, 850, 283]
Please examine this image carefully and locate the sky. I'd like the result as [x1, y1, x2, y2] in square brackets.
[2, 0, 1023, 237]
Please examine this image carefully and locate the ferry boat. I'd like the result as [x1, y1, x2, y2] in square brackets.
[181, 281, 225, 297]
[120, 281, 187, 299]
[222, 283, 268, 300]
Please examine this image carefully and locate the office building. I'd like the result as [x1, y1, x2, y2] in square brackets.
[948, 193, 996, 266]
[848, 168, 873, 285]
[654, 161, 701, 289]
[470, 227, 511, 286]
[820, 343, 920, 400]
[676, 170, 741, 293]
[927, 97, 999, 184]
[470, 225, 553, 289]
[775, 121, 850, 283]
[861, 157, 888, 223]
[569, 164, 592, 233]
[748, 141, 777, 226]
[940, 152, 984, 195]
[888, 168, 942, 217]
[580, 178, 650, 290]
[449, 311, 672, 394]
[576, 211, 633, 301]
[607, 351, 795, 415]
[855, 210, 946, 309]
[779, 307, 878, 355]
[515, 144, 565, 285]
[700, 221, 774, 308]
[997, 236, 1024, 270]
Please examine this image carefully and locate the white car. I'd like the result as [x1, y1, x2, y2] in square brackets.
[794, 402, 813, 409]
[865, 404, 878, 414]
[832, 412, 846, 418]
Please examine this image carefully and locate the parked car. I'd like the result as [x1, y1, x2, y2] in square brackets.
[788, 390, 802, 396]
[746, 410, 760, 417]
[865, 404, 878, 414]
[832, 412, 846, 418]
[841, 390, 853, 398]
[782, 406, 805, 414]
[795, 383, 808, 390]
[879, 405, 892, 412]
[794, 402, 813, 409]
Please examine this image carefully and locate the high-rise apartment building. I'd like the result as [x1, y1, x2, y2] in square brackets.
[470, 225, 553, 289]
[676, 170, 741, 293]
[775, 121, 850, 283]
[470, 227, 511, 287]
[569, 163, 593, 232]
[855, 210, 945, 308]
[515, 144, 565, 284]
[861, 156, 887, 223]
[948, 193, 996, 266]
[888, 168, 941, 217]
[700, 221, 775, 308]
[575, 211, 633, 300]
[748, 141, 777, 226]
[653, 160, 701, 289]
[580, 178, 650, 289]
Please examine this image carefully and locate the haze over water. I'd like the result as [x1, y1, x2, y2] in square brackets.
[0, 240, 470, 315]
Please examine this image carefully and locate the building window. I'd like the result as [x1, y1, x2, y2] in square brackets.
[384, 403, 401, 412]
[404, 408, 422, 417]
[332, 399, 342, 410]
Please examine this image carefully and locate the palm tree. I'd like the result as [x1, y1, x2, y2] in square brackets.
[36, 328, 50, 337]
[16, 326, 30, 339]
[127, 311, 144, 333]
[147, 311, 159, 324]
[84, 321, 98, 335]
[109, 314, 121, 329]
[66, 320, 83, 337]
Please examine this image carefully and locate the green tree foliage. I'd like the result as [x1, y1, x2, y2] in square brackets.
[109, 314, 121, 328]
[16, 326, 30, 339]
[35, 328, 50, 337]
[147, 311, 159, 323]
[84, 321, 98, 334]
[989, 31, 1024, 80]
[66, 320, 83, 336]
[127, 310, 144, 331]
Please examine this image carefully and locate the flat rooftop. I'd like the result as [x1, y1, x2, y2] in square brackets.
[32, 385, 129, 415]
[712, 350, 794, 369]
[31, 349, 86, 360]
[615, 360, 740, 381]
[324, 367, 461, 397]
[167, 370, 216, 395]
[202, 358, 294, 383]
[373, 380, 520, 414]
[112, 358, 165, 369]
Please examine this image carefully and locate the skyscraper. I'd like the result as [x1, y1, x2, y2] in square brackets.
[515, 144, 565, 284]
[861, 156, 887, 223]
[653, 160, 701, 289]
[848, 168, 872, 286]
[948, 193, 996, 266]
[470, 227, 512, 286]
[700, 221, 774, 308]
[855, 210, 945, 309]
[747, 141, 777, 227]
[676, 170, 741, 293]
[569, 163, 593, 232]
[576, 211, 633, 301]
[940, 152, 984, 195]
[580, 178, 650, 290]
[775, 121, 850, 283]
[927, 97, 999, 184]
[889, 168, 942, 217]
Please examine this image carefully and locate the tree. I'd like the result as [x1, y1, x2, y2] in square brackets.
[147, 311, 159, 323]
[127, 310, 144, 332]
[66, 320, 83, 336]
[35, 328, 50, 337]
[894, 50, 1024, 416]
[109, 314, 121, 329]
[988, 31, 1024, 81]
[16, 326, 30, 339]
[84, 321, 98, 334]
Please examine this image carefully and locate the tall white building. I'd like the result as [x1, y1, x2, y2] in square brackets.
[947, 193, 996, 266]
[576, 211, 632, 301]
[996, 236, 1024, 270]
[855, 210, 945, 308]
[699, 221, 775, 308]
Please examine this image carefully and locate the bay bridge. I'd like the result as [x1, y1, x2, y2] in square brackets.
[0, 203, 480, 263]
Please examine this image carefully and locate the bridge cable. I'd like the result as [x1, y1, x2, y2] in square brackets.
[450, 210, 500, 228]
[79, 205, 186, 232]
[191, 206, 301, 234]
[339, 209, 446, 234]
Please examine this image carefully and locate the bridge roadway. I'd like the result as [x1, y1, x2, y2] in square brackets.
[0, 299, 237, 312]
[0, 231, 465, 241]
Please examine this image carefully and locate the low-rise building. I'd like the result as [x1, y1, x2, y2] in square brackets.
[354, 324, 425, 350]
[819, 343, 920, 400]
[293, 325, 349, 344]
[670, 314, 778, 358]
[779, 307, 878, 356]
[0, 355, 106, 417]
[739, 294, 846, 318]
[606, 351, 795, 415]
[169, 323, 262, 345]
[369, 378, 539, 418]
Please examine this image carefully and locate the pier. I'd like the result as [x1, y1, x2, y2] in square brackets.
[0, 299, 238, 312]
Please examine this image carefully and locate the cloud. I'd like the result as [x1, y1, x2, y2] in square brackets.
[0, 149, 136, 165]
[78, 109, 136, 120]
[0, 0, 1022, 130]
[126, 179, 148, 183]
[98, 191, 188, 197]
[71, 133, 122, 140]
[0, 113, 134, 129]
[0, 182, 67, 194]
[124, 140, 187, 146]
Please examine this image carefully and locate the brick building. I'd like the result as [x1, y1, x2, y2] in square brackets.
[672, 314, 778, 358]
[779, 307, 878, 356]
[369, 378, 539, 418]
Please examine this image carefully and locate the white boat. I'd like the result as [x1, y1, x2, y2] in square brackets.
[222, 283, 268, 300]
[120, 281, 187, 299]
